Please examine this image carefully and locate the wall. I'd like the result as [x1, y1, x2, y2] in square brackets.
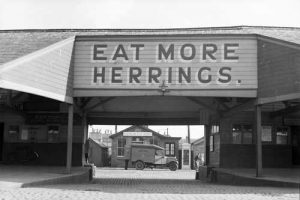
[0, 99, 84, 166]
[258, 40, 300, 100]
[219, 111, 294, 168]
[209, 133, 220, 167]
[88, 139, 108, 167]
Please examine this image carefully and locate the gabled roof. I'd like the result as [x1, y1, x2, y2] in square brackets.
[88, 138, 108, 149]
[1, 26, 300, 65]
[1, 26, 300, 103]
[110, 125, 181, 140]
[191, 137, 204, 145]
[0, 37, 75, 103]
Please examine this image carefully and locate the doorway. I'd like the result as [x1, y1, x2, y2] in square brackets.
[0, 123, 4, 161]
[291, 126, 300, 166]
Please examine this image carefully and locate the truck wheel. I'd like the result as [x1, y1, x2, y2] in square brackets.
[135, 160, 145, 170]
[169, 162, 178, 171]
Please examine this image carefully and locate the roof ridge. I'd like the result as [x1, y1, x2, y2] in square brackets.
[1, 25, 300, 32]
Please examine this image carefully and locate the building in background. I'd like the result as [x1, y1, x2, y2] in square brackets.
[89, 127, 112, 155]
[87, 138, 109, 167]
[191, 137, 205, 167]
[109, 125, 181, 168]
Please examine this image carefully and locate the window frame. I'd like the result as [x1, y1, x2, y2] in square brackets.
[232, 124, 253, 144]
[276, 126, 289, 145]
[47, 125, 60, 143]
[117, 137, 126, 157]
[165, 142, 175, 156]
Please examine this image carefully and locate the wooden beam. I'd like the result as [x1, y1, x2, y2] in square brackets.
[204, 125, 210, 166]
[257, 92, 300, 105]
[66, 103, 73, 174]
[187, 97, 219, 114]
[256, 104, 263, 177]
[88, 111, 200, 119]
[214, 98, 230, 111]
[81, 97, 93, 109]
[85, 97, 115, 112]
[269, 104, 300, 118]
[82, 112, 88, 166]
[222, 99, 255, 117]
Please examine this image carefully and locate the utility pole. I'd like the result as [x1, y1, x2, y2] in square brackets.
[187, 125, 190, 143]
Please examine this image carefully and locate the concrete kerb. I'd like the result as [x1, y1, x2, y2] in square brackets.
[21, 166, 93, 188]
[211, 168, 300, 188]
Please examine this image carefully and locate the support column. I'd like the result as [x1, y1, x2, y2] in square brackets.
[82, 112, 88, 166]
[203, 125, 210, 166]
[256, 104, 262, 177]
[187, 125, 190, 143]
[66, 104, 74, 174]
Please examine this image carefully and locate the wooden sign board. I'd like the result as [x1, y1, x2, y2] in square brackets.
[73, 36, 257, 97]
[123, 132, 153, 137]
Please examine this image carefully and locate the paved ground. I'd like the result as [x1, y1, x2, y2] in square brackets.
[0, 168, 299, 200]
[0, 165, 89, 188]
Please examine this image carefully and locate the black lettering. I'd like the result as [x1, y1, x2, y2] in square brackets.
[168, 67, 172, 83]
[203, 44, 217, 60]
[218, 67, 231, 83]
[93, 67, 105, 83]
[112, 45, 128, 60]
[93, 45, 107, 60]
[224, 43, 239, 60]
[130, 44, 144, 60]
[180, 44, 195, 60]
[158, 44, 174, 60]
[179, 67, 191, 83]
[129, 67, 142, 83]
[149, 67, 161, 83]
[111, 67, 123, 83]
[198, 67, 211, 83]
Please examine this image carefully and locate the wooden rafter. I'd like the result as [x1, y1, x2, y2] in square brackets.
[85, 97, 115, 112]
[269, 103, 300, 118]
[222, 99, 255, 117]
[186, 97, 218, 113]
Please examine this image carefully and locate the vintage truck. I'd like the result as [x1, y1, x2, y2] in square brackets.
[128, 143, 178, 171]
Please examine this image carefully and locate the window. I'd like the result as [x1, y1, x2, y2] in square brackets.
[210, 135, 214, 151]
[243, 125, 253, 144]
[262, 125, 272, 142]
[48, 125, 59, 142]
[165, 143, 175, 156]
[276, 127, 288, 145]
[211, 125, 219, 134]
[8, 125, 19, 141]
[232, 124, 253, 144]
[232, 125, 242, 144]
[117, 138, 126, 156]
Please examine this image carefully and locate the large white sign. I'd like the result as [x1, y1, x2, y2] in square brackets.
[73, 36, 257, 96]
[123, 132, 153, 137]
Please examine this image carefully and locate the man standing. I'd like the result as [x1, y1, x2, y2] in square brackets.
[84, 139, 90, 164]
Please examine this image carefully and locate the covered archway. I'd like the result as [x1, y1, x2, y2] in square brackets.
[0, 26, 299, 179]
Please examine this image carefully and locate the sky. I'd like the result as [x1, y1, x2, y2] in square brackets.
[0, 0, 299, 29]
[89, 125, 204, 139]
[0, 0, 298, 137]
